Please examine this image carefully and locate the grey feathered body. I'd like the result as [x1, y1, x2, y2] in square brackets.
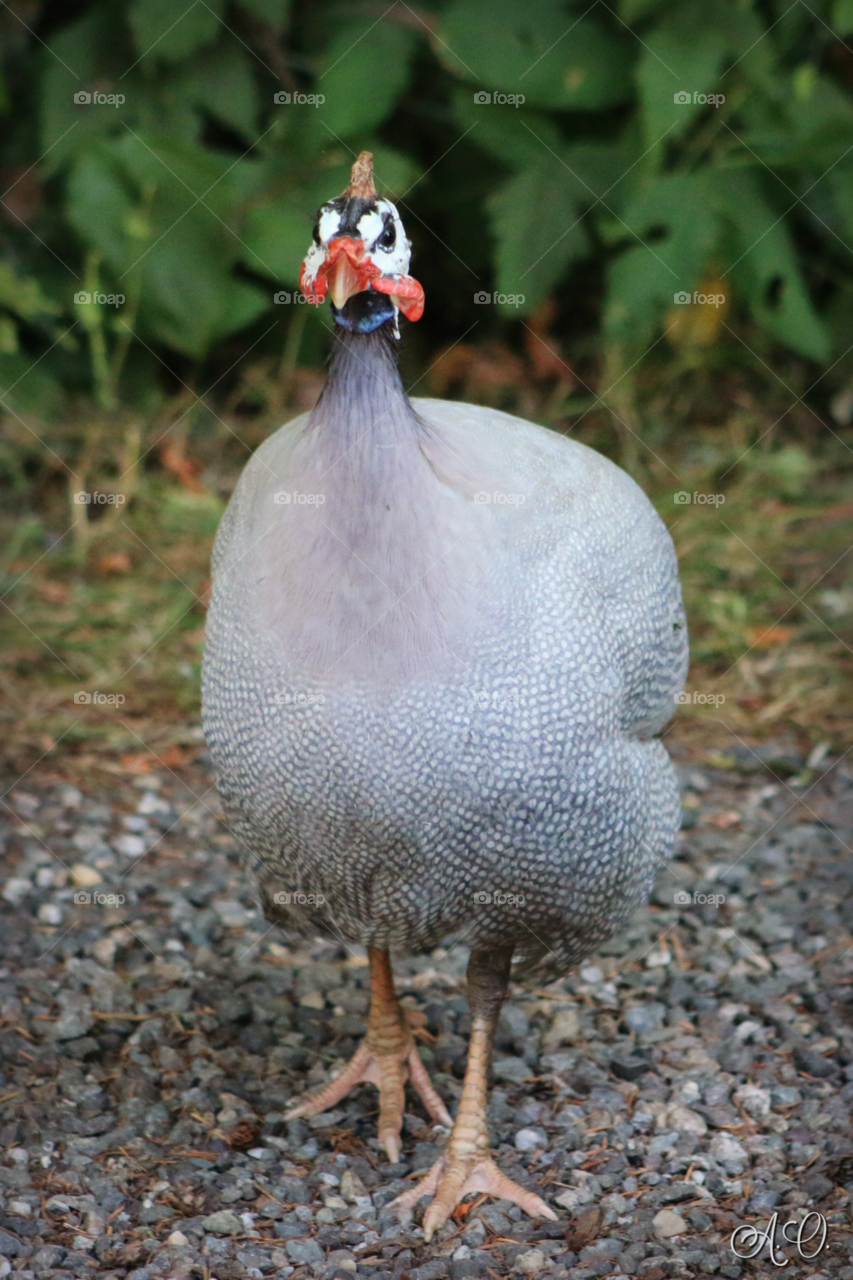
[202, 330, 687, 975]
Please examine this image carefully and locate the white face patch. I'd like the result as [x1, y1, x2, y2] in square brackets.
[302, 198, 412, 291]
[318, 207, 342, 244]
[359, 199, 411, 277]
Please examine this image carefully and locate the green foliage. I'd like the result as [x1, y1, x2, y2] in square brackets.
[2, 0, 853, 407]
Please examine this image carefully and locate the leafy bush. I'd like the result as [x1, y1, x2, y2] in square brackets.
[1, 0, 853, 414]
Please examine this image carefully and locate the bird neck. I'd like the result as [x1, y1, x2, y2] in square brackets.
[274, 321, 479, 685]
[308, 320, 420, 457]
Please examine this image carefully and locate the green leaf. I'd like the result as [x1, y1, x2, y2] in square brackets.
[452, 87, 565, 168]
[619, 0, 670, 21]
[182, 42, 260, 138]
[636, 7, 727, 150]
[235, 0, 290, 25]
[603, 172, 721, 343]
[715, 172, 829, 362]
[92, 132, 270, 354]
[487, 154, 589, 312]
[739, 75, 853, 171]
[66, 149, 136, 273]
[128, 0, 225, 63]
[438, 0, 634, 110]
[605, 246, 680, 344]
[0, 264, 60, 323]
[242, 199, 308, 285]
[833, 0, 853, 36]
[40, 8, 132, 173]
[0, 354, 63, 418]
[317, 21, 417, 136]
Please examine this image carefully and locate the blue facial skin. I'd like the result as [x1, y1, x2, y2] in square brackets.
[331, 289, 396, 332]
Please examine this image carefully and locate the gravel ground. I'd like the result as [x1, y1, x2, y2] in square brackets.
[0, 737, 852, 1280]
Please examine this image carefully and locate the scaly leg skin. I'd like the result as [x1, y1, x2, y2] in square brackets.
[285, 947, 451, 1161]
[392, 946, 557, 1241]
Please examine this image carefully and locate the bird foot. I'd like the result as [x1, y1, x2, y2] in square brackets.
[391, 1147, 557, 1241]
[285, 1009, 451, 1163]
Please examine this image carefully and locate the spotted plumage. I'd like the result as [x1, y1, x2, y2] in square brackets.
[202, 327, 687, 979]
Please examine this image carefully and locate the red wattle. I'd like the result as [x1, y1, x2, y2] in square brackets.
[371, 274, 425, 322]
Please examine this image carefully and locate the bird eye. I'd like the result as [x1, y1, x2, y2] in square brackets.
[376, 217, 396, 251]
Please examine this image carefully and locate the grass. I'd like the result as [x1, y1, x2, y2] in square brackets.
[1, 330, 851, 781]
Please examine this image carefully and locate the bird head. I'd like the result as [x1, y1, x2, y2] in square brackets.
[299, 152, 424, 334]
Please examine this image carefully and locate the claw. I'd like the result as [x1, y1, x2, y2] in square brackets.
[392, 1150, 556, 1241]
[285, 949, 451, 1162]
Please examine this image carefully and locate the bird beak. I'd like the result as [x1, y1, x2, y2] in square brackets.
[323, 237, 378, 308]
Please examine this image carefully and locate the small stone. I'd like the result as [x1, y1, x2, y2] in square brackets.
[137, 790, 172, 815]
[543, 1008, 580, 1049]
[580, 966, 603, 984]
[663, 1104, 707, 1135]
[37, 902, 63, 925]
[515, 1127, 548, 1151]
[299, 989, 326, 1010]
[793, 1046, 838, 1078]
[2, 878, 31, 903]
[285, 1237, 324, 1263]
[652, 1209, 687, 1239]
[624, 1003, 666, 1035]
[71, 863, 102, 886]
[493, 1056, 530, 1083]
[709, 1133, 748, 1172]
[113, 834, 146, 858]
[167, 1230, 189, 1247]
[610, 1053, 648, 1082]
[516, 1247, 547, 1275]
[340, 1170, 368, 1202]
[93, 935, 117, 966]
[733, 1084, 771, 1119]
[203, 1210, 244, 1234]
[213, 899, 249, 928]
[53, 991, 95, 1040]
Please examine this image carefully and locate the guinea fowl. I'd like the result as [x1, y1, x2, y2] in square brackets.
[202, 152, 688, 1238]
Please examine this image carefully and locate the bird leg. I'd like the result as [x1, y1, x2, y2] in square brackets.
[391, 946, 557, 1241]
[285, 946, 451, 1161]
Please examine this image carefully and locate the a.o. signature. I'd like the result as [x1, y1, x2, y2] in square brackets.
[730, 1211, 828, 1267]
